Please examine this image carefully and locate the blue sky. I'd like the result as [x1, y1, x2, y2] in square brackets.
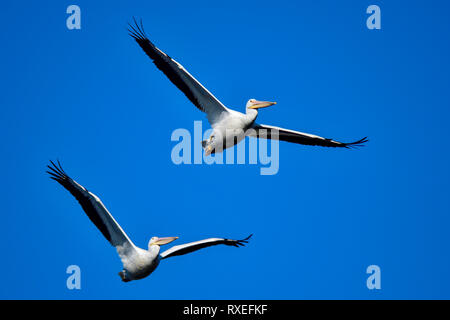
[1, 0, 450, 299]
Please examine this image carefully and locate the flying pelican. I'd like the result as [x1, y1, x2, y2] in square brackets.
[47, 160, 252, 282]
[128, 19, 368, 155]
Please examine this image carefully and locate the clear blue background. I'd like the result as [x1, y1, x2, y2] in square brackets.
[1, 0, 449, 299]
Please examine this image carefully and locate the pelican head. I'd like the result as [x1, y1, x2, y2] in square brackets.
[246, 99, 277, 110]
[148, 236, 179, 248]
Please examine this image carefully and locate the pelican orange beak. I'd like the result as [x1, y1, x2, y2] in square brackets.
[248, 100, 277, 109]
[153, 236, 179, 245]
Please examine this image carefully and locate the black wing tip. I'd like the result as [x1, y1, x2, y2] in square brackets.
[243, 233, 253, 241]
[127, 17, 148, 42]
[47, 159, 70, 181]
[234, 234, 253, 247]
[344, 136, 369, 149]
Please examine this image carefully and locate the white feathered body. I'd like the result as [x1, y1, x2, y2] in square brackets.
[209, 109, 257, 151]
[117, 244, 160, 281]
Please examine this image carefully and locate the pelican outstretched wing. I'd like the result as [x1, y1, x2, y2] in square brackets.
[128, 19, 230, 125]
[47, 161, 136, 257]
[160, 234, 252, 260]
[249, 124, 368, 148]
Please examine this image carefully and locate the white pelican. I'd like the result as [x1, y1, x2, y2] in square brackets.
[128, 19, 368, 155]
[47, 160, 252, 282]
